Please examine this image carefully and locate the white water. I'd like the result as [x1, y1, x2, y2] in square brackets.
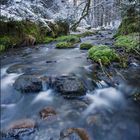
[84, 87, 126, 116]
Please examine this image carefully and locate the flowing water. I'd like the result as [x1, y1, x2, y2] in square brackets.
[0, 30, 140, 140]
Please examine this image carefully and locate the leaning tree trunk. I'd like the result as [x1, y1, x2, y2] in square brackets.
[71, 0, 91, 31]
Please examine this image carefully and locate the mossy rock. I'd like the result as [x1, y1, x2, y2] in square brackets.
[0, 35, 22, 48]
[80, 43, 93, 50]
[88, 45, 119, 65]
[56, 35, 80, 44]
[48, 20, 70, 37]
[115, 16, 140, 37]
[56, 42, 75, 49]
[114, 33, 140, 53]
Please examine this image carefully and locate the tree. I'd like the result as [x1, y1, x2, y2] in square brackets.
[71, 0, 91, 31]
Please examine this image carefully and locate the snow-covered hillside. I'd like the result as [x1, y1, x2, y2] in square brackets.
[1, 0, 73, 24]
[1, 0, 121, 28]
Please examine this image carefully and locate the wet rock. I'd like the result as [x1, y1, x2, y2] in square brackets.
[46, 60, 57, 63]
[52, 76, 86, 98]
[60, 128, 90, 140]
[39, 107, 57, 120]
[13, 75, 42, 93]
[2, 119, 36, 138]
[64, 110, 81, 120]
[8, 119, 36, 129]
[86, 115, 100, 126]
[70, 100, 88, 111]
[6, 64, 30, 74]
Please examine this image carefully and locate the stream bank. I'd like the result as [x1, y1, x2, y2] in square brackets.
[0, 29, 140, 140]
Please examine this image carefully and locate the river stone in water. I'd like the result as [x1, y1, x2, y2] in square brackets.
[52, 76, 86, 98]
[39, 107, 57, 120]
[1, 119, 36, 138]
[13, 75, 42, 93]
[60, 128, 90, 140]
[6, 64, 30, 74]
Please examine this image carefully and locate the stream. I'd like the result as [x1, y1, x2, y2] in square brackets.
[0, 30, 140, 140]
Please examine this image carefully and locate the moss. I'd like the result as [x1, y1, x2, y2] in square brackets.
[115, 16, 140, 37]
[56, 35, 80, 44]
[114, 34, 140, 53]
[56, 42, 74, 49]
[43, 37, 54, 44]
[0, 36, 11, 46]
[80, 43, 93, 50]
[77, 31, 97, 37]
[88, 45, 119, 65]
[48, 20, 69, 37]
[0, 45, 6, 52]
[0, 20, 70, 52]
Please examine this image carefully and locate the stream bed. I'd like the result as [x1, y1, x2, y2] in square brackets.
[0, 30, 140, 140]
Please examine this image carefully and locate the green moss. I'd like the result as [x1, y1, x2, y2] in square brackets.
[80, 43, 93, 50]
[48, 20, 69, 37]
[0, 36, 11, 46]
[43, 37, 54, 43]
[114, 34, 140, 52]
[88, 45, 119, 65]
[0, 20, 70, 52]
[56, 35, 80, 44]
[56, 42, 74, 49]
[0, 45, 6, 52]
[77, 31, 97, 37]
[115, 16, 140, 37]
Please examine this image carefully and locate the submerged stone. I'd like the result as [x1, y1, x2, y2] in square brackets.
[39, 107, 57, 120]
[60, 128, 90, 140]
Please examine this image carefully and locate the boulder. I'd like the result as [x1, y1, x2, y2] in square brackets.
[52, 76, 86, 98]
[1, 119, 36, 138]
[13, 75, 42, 93]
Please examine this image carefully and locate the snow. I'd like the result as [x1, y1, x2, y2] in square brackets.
[1, 0, 121, 29]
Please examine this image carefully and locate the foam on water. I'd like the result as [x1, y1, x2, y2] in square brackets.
[31, 89, 53, 104]
[83, 87, 126, 116]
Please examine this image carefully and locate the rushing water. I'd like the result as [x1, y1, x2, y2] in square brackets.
[0, 30, 140, 140]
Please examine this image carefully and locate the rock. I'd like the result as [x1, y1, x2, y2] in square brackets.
[13, 75, 42, 93]
[39, 107, 57, 120]
[6, 64, 30, 74]
[8, 119, 36, 129]
[52, 76, 86, 98]
[2, 119, 36, 138]
[60, 128, 90, 140]
[46, 60, 57, 63]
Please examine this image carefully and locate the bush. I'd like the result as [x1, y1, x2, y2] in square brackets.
[80, 43, 93, 50]
[56, 42, 74, 49]
[114, 34, 140, 52]
[88, 45, 119, 65]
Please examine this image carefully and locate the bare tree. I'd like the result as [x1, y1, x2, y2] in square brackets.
[71, 0, 91, 30]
